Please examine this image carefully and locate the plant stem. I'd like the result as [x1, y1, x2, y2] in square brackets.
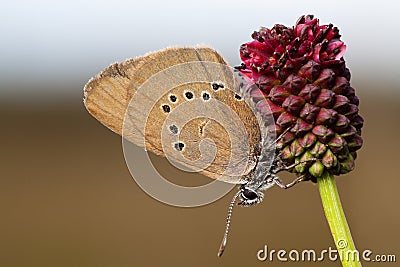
[317, 172, 362, 267]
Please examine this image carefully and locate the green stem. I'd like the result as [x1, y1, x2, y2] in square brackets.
[317, 172, 362, 267]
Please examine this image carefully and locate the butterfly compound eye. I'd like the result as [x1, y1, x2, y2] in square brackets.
[241, 188, 258, 200]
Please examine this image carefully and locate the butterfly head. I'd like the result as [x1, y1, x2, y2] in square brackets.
[217, 183, 266, 257]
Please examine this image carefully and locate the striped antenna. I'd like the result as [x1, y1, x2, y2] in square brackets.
[217, 190, 242, 257]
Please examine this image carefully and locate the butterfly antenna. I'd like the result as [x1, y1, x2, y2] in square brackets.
[217, 190, 242, 257]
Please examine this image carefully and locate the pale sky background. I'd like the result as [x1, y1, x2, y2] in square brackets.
[1, 0, 399, 101]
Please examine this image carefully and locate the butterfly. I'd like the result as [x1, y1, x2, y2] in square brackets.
[83, 46, 312, 256]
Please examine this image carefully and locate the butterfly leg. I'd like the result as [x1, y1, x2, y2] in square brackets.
[264, 127, 292, 150]
[273, 174, 307, 189]
[277, 158, 317, 172]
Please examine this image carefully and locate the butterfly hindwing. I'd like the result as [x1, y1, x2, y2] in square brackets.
[84, 47, 261, 183]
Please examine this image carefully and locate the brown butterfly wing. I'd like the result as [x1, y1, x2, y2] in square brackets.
[84, 55, 145, 134]
[84, 47, 261, 183]
[84, 47, 226, 134]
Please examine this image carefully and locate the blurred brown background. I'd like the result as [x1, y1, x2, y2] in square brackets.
[1, 1, 399, 266]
